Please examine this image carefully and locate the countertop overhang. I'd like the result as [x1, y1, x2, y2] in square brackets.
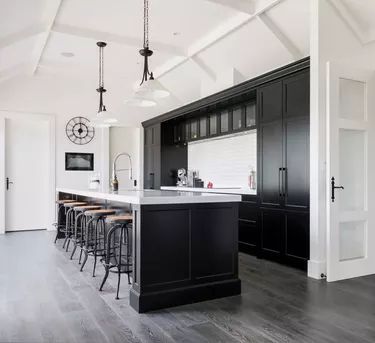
[56, 187, 241, 205]
[161, 186, 257, 196]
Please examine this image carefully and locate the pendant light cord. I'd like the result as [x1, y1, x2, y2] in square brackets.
[144, 0, 149, 49]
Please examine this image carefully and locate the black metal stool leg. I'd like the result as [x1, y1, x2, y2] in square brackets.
[80, 217, 93, 272]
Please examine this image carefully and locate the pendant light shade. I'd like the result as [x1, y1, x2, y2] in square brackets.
[90, 42, 118, 127]
[135, 78, 170, 99]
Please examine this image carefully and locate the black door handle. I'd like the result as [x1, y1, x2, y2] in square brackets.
[279, 168, 282, 197]
[331, 177, 344, 202]
[6, 177, 13, 190]
[150, 173, 155, 189]
[282, 168, 287, 197]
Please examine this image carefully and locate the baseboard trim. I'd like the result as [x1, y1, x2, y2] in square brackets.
[130, 278, 241, 313]
[308, 259, 326, 279]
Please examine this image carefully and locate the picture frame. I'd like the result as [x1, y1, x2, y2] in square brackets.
[65, 152, 94, 171]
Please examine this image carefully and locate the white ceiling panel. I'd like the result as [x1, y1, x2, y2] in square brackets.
[56, 0, 237, 49]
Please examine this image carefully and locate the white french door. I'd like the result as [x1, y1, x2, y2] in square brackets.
[4, 115, 52, 232]
[326, 62, 375, 282]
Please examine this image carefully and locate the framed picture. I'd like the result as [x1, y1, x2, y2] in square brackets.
[65, 152, 94, 171]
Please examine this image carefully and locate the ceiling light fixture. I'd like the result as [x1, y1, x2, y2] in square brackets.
[135, 0, 170, 100]
[90, 42, 118, 128]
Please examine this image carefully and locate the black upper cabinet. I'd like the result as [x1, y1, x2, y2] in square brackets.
[284, 72, 310, 119]
[259, 81, 283, 123]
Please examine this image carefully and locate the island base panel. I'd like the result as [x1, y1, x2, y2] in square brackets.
[129, 279, 241, 313]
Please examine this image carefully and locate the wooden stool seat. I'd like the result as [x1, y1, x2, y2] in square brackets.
[106, 215, 133, 224]
[64, 202, 87, 208]
[74, 205, 102, 212]
[56, 199, 75, 204]
[85, 209, 116, 217]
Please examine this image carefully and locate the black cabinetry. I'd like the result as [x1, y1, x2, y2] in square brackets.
[258, 70, 309, 269]
[142, 58, 310, 271]
[144, 123, 161, 189]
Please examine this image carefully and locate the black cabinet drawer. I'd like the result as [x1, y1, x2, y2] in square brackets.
[239, 202, 258, 222]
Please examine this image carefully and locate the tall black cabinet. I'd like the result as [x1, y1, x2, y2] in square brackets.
[144, 123, 161, 189]
[258, 70, 309, 269]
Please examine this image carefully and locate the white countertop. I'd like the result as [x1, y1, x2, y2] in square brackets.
[56, 187, 241, 205]
[161, 186, 257, 196]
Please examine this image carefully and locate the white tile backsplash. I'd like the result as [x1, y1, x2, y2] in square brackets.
[188, 131, 257, 188]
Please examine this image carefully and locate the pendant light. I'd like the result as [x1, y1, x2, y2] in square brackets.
[90, 41, 118, 127]
[130, 0, 170, 105]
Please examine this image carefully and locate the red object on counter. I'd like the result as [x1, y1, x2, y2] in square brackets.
[207, 182, 213, 189]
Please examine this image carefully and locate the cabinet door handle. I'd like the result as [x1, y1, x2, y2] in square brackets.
[150, 173, 155, 189]
[279, 168, 282, 197]
[282, 168, 287, 197]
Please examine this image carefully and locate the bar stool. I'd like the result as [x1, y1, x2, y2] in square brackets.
[99, 214, 133, 299]
[62, 202, 87, 250]
[80, 209, 117, 277]
[70, 205, 103, 261]
[54, 199, 75, 243]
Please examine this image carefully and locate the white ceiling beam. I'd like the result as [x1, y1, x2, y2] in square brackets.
[327, 0, 369, 45]
[0, 23, 46, 49]
[257, 13, 303, 60]
[30, 0, 63, 75]
[190, 56, 216, 81]
[52, 23, 186, 57]
[153, 0, 284, 79]
[203, 0, 255, 14]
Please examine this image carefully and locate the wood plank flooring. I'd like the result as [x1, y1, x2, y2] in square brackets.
[1, 230, 375, 343]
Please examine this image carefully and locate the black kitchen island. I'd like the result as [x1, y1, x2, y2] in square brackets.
[57, 188, 242, 313]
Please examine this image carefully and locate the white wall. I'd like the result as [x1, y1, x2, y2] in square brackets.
[309, 0, 375, 278]
[188, 131, 256, 188]
[109, 127, 141, 190]
[56, 112, 109, 189]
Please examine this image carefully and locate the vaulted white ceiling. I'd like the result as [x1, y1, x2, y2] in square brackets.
[0, 0, 372, 126]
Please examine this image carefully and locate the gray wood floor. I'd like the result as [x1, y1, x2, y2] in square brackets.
[1, 231, 375, 343]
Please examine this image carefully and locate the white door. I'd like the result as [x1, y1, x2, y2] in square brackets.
[5, 117, 50, 231]
[326, 62, 375, 282]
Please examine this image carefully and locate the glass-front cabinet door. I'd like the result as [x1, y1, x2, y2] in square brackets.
[190, 119, 198, 140]
[220, 110, 229, 133]
[209, 114, 217, 136]
[199, 117, 207, 138]
[246, 102, 256, 128]
[232, 106, 243, 131]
